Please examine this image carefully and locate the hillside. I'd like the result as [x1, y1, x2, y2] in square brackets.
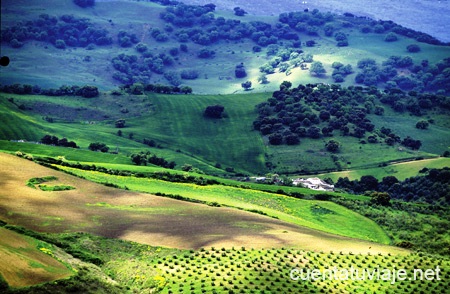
[0, 152, 393, 250]
[2, 0, 449, 94]
[0, 227, 73, 288]
[1, 0, 449, 292]
[1, 85, 448, 175]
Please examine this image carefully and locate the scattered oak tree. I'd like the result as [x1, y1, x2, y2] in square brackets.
[241, 81, 252, 91]
[309, 61, 326, 76]
[204, 105, 225, 118]
[325, 139, 340, 152]
[115, 119, 126, 128]
[88, 142, 109, 152]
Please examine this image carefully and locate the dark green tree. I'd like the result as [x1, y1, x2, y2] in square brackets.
[370, 192, 391, 206]
[325, 140, 340, 152]
[309, 61, 326, 76]
[204, 105, 225, 118]
[415, 120, 429, 129]
[115, 119, 126, 128]
[89, 142, 109, 152]
[241, 81, 252, 91]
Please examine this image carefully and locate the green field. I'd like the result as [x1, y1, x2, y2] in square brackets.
[314, 157, 450, 182]
[55, 164, 389, 244]
[1, 89, 447, 175]
[1, 0, 450, 291]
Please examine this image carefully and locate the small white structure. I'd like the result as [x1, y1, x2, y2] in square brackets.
[293, 177, 334, 191]
[254, 177, 267, 183]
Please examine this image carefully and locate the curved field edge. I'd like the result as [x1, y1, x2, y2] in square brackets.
[0, 152, 396, 253]
[1, 91, 446, 176]
[1, 226, 447, 294]
[54, 164, 390, 244]
[313, 157, 450, 182]
[0, 227, 73, 288]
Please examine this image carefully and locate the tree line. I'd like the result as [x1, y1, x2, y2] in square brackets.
[1, 13, 112, 49]
[355, 56, 450, 95]
[335, 167, 450, 205]
[130, 151, 176, 169]
[0, 84, 99, 98]
[40, 135, 78, 148]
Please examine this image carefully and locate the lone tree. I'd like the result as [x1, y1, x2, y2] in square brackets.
[325, 139, 340, 152]
[204, 105, 225, 119]
[115, 119, 126, 128]
[415, 120, 429, 129]
[233, 7, 247, 16]
[235, 63, 247, 78]
[89, 142, 109, 153]
[241, 81, 252, 91]
[309, 61, 326, 76]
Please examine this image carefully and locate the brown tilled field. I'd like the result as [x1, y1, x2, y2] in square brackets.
[0, 152, 407, 254]
[0, 227, 73, 287]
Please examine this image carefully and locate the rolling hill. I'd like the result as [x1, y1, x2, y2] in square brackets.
[1, 0, 449, 292]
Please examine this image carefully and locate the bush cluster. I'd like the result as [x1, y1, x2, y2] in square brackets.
[1, 14, 112, 49]
[40, 135, 78, 148]
[336, 168, 449, 205]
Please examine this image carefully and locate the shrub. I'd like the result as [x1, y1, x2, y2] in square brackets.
[407, 44, 421, 53]
[180, 69, 199, 80]
[384, 32, 398, 42]
[55, 39, 66, 49]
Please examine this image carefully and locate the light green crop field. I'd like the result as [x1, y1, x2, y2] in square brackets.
[313, 157, 450, 182]
[153, 247, 449, 294]
[56, 165, 389, 244]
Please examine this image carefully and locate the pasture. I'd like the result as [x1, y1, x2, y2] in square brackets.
[2, 89, 447, 175]
[55, 163, 389, 244]
[0, 152, 396, 252]
[313, 157, 450, 182]
[2, 0, 450, 94]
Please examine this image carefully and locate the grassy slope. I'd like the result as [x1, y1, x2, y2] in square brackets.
[126, 92, 268, 173]
[314, 157, 450, 182]
[2, 0, 450, 94]
[0, 152, 392, 251]
[1, 91, 446, 175]
[56, 164, 389, 244]
[0, 227, 73, 288]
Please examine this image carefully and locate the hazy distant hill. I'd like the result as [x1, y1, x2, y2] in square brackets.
[182, 0, 450, 42]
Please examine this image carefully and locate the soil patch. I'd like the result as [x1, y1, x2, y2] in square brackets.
[0, 152, 407, 255]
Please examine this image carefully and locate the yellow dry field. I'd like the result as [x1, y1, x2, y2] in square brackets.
[0, 153, 408, 255]
[0, 227, 72, 287]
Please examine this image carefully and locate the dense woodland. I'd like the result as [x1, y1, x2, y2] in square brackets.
[252, 83, 448, 148]
[335, 168, 450, 205]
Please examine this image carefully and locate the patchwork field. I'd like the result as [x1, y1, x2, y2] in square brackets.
[314, 157, 450, 182]
[0, 227, 73, 288]
[0, 153, 402, 254]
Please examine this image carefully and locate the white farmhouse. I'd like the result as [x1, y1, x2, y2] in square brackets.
[292, 177, 334, 191]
